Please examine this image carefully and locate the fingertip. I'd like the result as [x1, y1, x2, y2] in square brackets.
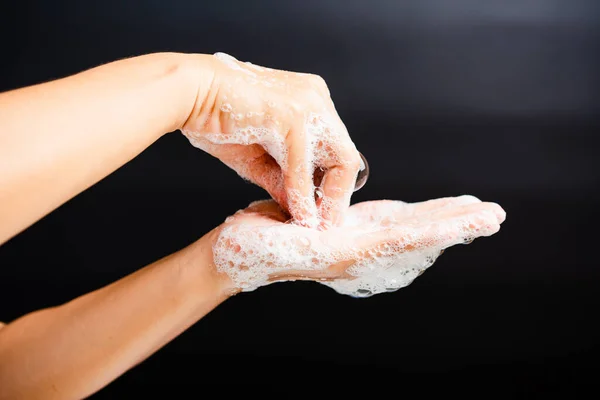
[285, 187, 319, 227]
[495, 205, 507, 224]
[320, 193, 351, 228]
[474, 209, 502, 237]
[484, 202, 506, 224]
[318, 168, 356, 227]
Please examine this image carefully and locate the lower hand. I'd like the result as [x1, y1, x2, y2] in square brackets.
[207, 195, 506, 297]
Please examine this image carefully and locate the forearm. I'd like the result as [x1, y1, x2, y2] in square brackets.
[0, 231, 233, 400]
[0, 52, 214, 244]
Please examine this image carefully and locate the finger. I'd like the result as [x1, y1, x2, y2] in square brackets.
[317, 147, 362, 228]
[423, 209, 503, 248]
[209, 143, 264, 176]
[408, 195, 482, 216]
[347, 196, 481, 220]
[354, 207, 502, 256]
[346, 196, 488, 227]
[425, 201, 506, 225]
[283, 119, 319, 228]
[346, 200, 404, 224]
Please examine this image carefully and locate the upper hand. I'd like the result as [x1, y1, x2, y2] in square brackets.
[182, 52, 363, 229]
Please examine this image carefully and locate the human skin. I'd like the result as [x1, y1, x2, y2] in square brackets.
[0, 53, 505, 399]
[0, 230, 231, 399]
[0, 52, 360, 399]
[181, 52, 363, 229]
[0, 52, 360, 245]
[0, 197, 504, 400]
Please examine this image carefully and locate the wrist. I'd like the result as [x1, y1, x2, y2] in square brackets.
[176, 228, 239, 301]
[173, 53, 218, 132]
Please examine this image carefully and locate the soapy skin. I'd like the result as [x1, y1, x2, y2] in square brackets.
[182, 52, 363, 229]
[0, 51, 507, 398]
[211, 195, 506, 297]
[185, 54, 507, 296]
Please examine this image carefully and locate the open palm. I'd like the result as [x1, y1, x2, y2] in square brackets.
[212, 195, 505, 297]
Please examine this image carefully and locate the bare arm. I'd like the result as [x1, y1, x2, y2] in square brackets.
[0, 52, 213, 244]
[0, 195, 506, 399]
[0, 230, 234, 400]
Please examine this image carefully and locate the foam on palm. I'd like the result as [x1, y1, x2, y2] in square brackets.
[212, 196, 506, 298]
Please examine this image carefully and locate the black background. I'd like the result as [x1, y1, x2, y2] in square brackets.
[1, 0, 599, 397]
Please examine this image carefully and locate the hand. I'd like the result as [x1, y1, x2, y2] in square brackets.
[209, 195, 506, 297]
[182, 52, 363, 229]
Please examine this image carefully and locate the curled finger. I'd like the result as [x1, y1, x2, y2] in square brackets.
[283, 118, 319, 227]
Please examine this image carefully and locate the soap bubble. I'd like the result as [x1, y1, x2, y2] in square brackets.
[354, 152, 369, 192]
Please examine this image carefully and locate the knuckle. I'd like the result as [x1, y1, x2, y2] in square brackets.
[308, 73, 327, 87]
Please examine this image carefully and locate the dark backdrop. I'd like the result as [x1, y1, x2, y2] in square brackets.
[1, 0, 599, 397]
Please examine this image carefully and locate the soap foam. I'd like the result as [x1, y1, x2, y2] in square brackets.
[187, 53, 504, 297]
[182, 109, 353, 227]
[181, 52, 362, 228]
[212, 196, 505, 297]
